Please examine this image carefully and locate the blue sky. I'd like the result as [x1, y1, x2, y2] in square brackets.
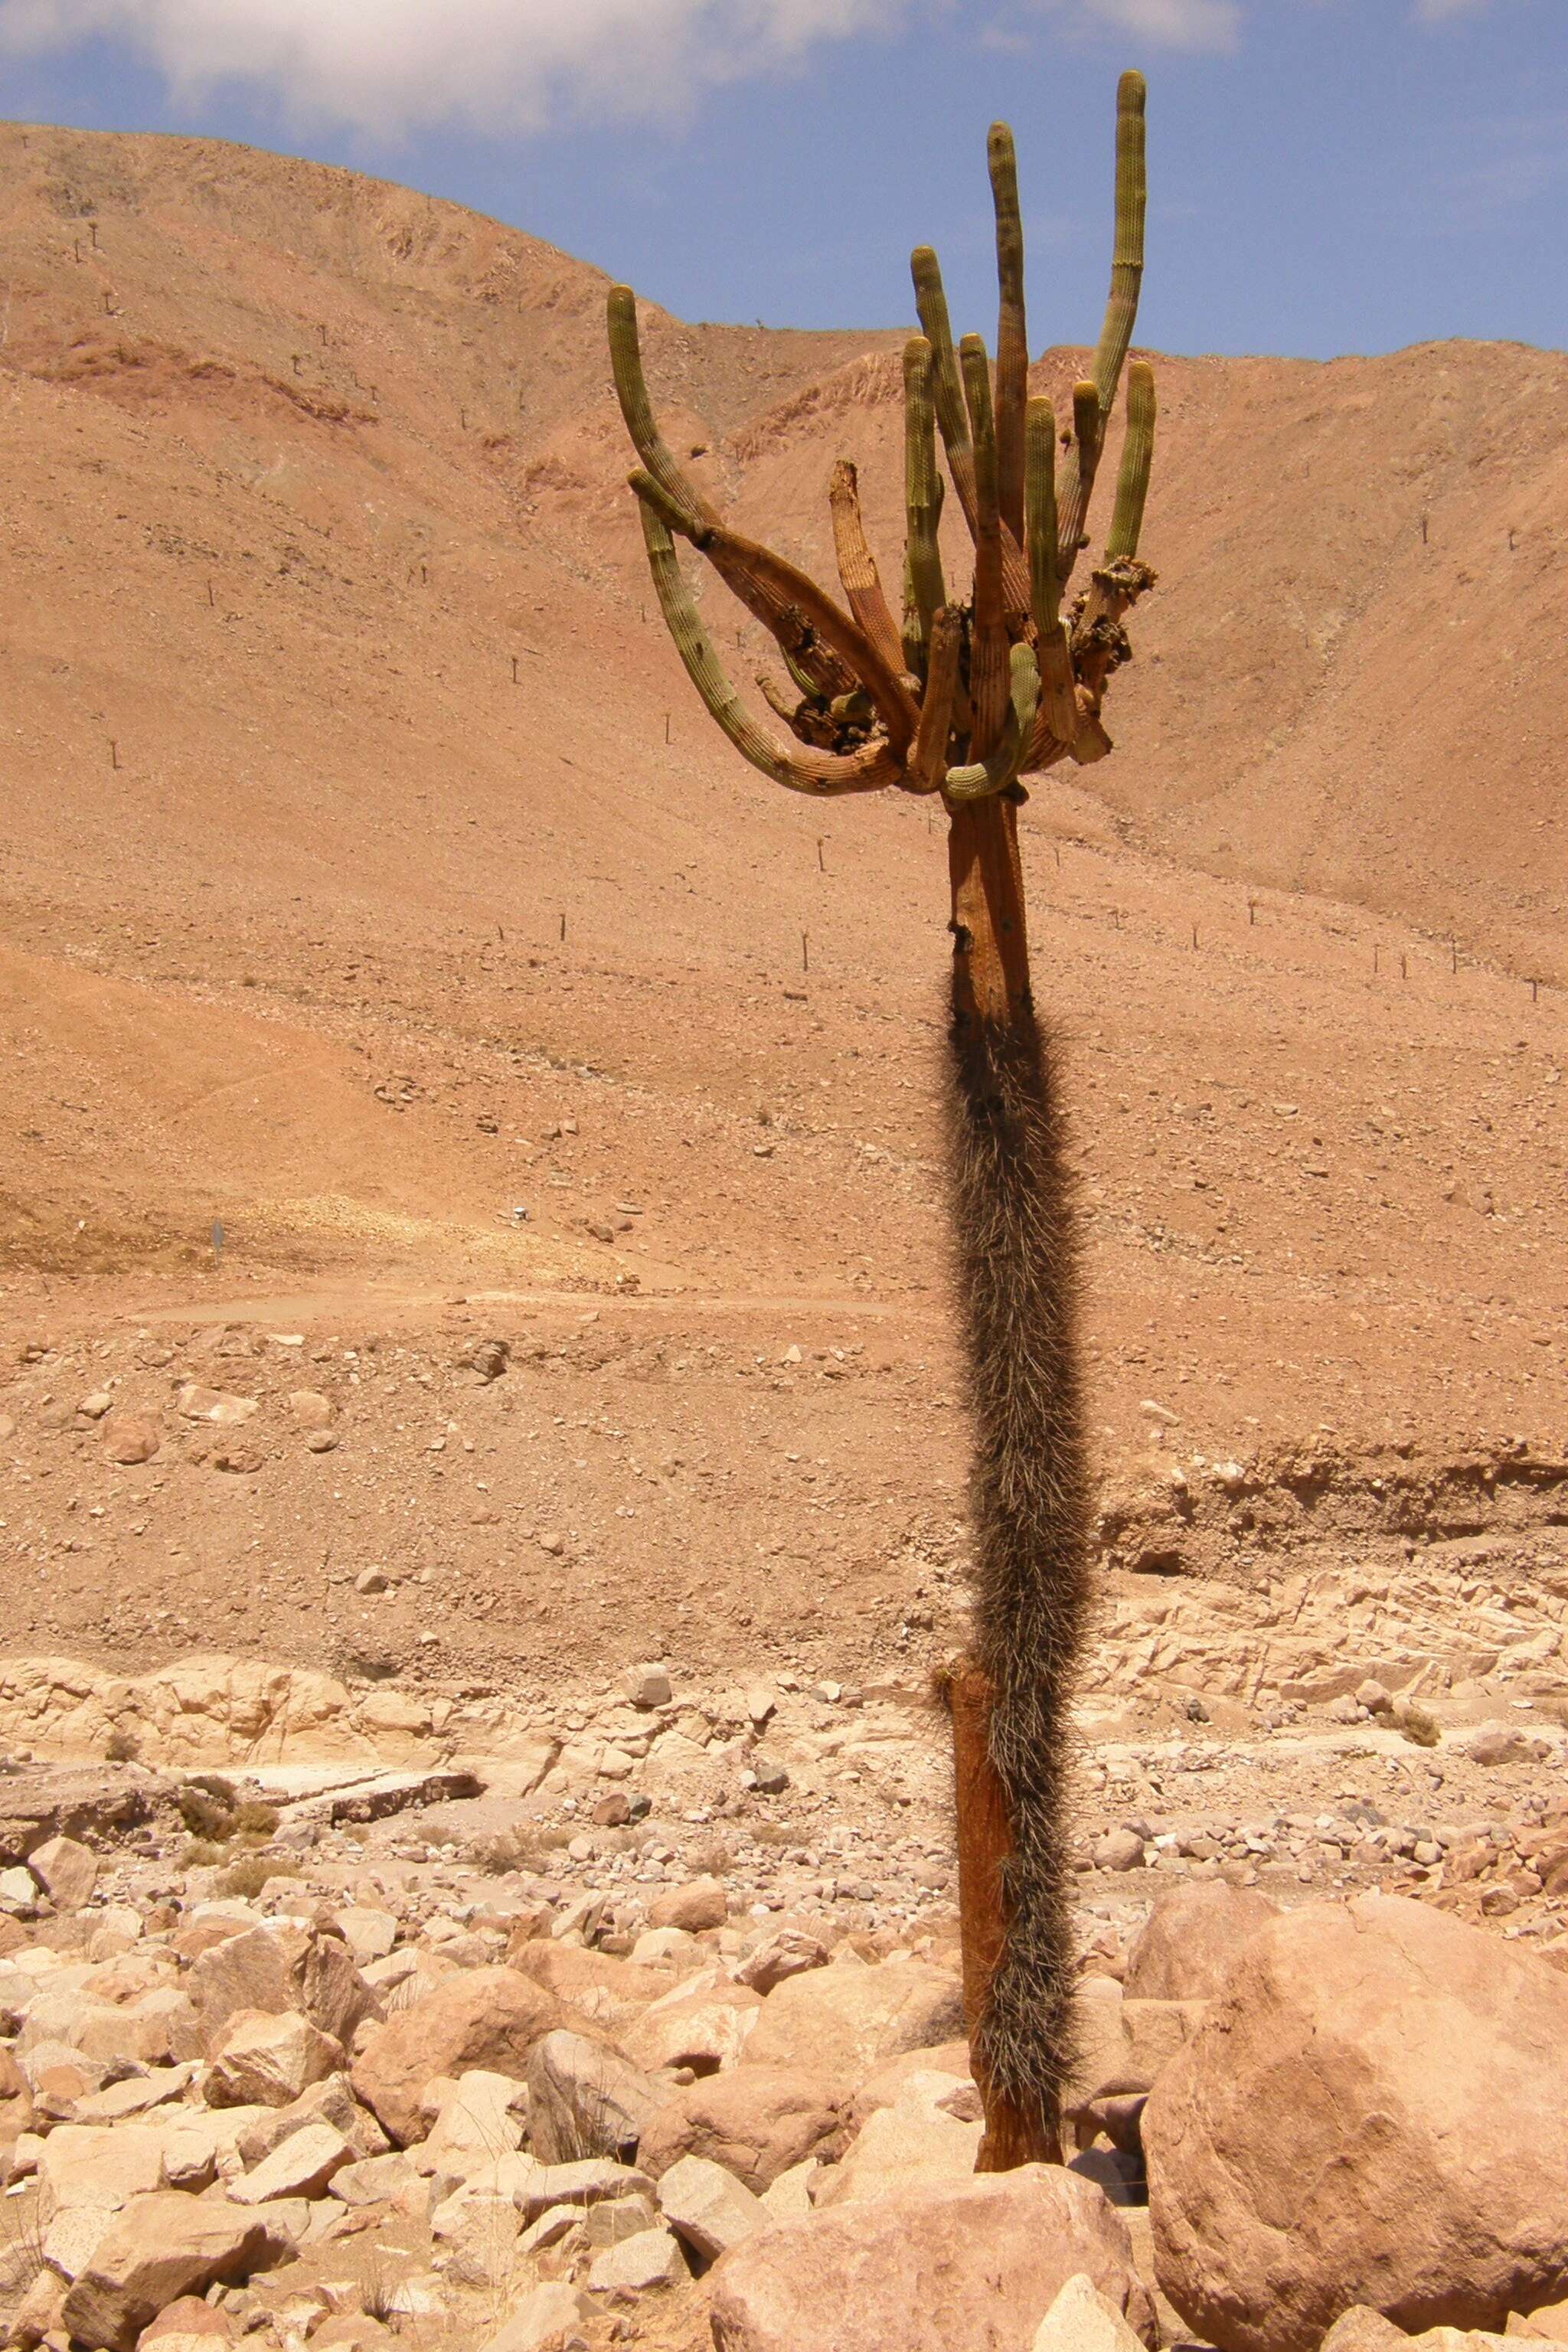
[1, 0, 1562, 358]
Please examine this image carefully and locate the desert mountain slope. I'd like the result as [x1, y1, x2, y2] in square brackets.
[1, 126, 1565, 1628]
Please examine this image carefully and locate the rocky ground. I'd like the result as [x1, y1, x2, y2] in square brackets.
[0, 1661, 1566, 2352]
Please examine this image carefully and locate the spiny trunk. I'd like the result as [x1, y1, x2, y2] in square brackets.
[946, 794, 1092, 2158]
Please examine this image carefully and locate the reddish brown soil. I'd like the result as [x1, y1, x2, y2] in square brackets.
[2, 124, 1565, 1687]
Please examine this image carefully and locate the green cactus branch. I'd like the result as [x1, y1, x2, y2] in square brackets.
[903, 338, 948, 673]
[988, 122, 1029, 547]
[610, 75, 1155, 815]
[943, 641, 1041, 803]
[1054, 71, 1146, 583]
[1025, 400, 1080, 747]
[911, 243, 978, 533]
[1106, 360, 1157, 561]
[908, 606, 963, 793]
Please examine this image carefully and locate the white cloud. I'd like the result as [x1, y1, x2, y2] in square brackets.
[0, 0, 912, 136]
[1073, 0, 1240, 47]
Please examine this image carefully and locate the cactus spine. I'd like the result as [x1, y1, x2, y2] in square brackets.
[609, 75, 1159, 2164]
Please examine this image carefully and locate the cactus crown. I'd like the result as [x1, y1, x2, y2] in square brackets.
[607, 72, 1156, 806]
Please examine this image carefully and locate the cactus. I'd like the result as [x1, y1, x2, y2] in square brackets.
[608, 73, 1159, 2167]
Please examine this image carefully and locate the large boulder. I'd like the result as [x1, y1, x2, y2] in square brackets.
[1033, 2273, 1152, 2352]
[1145, 1894, 1568, 2351]
[740, 1961, 963, 2083]
[815, 2073, 982, 2207]
[709, 2166, 1156, 2352]
[648, 1877, 728, 1932]
[60, 2192, 299, 2350]
[204, 2008, 343, 2108]
[639, 2067, 847, 2191]
[525, 2030, 664, 2164]
[621, 1970, 761, 2075]
[184, 1925, 380, 2056]
[351, 1968, 564, 2145]
[1123, 1883, 1279, 2002]
[508, 1944, 668, 2036]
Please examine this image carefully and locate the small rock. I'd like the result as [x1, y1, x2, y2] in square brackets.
[229, 2120, 351, 2204]
[626, 1664, 673, 1710]
[736, 1928, 831, 1995]
[103, 1417, 159, 1464]
[477, 2282, 591, 2352]
[78, 1391, 115, 1419]
[639, 2068, 846, 2193]
[708, 2167, 1155, 2352]
[741, 1961, 963, 2080]
[526, 2029, 662, 2166]
[648, 1877, 727, 1933]
[175, 1384, 258, 1425]
[351, 1966, 564, 2145]
[658, 2153, 764, 2258]
[28, 1833, 99, 1913]
[1094, 1830, 1148, 1873]
[586, 2225, 685, 2297]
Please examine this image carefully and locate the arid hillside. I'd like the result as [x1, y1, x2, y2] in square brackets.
[2, 123, 1565, 1687]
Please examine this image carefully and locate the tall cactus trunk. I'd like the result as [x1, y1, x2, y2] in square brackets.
[946, 795, 1091, 2166]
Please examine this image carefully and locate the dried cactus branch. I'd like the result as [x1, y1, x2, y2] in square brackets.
[637, 500, 900, 795]
[611, 289, 855, 697]
[631, 469, 920, 756]
[829, 459, 910, 683]
[989, 122, 1029, 547]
